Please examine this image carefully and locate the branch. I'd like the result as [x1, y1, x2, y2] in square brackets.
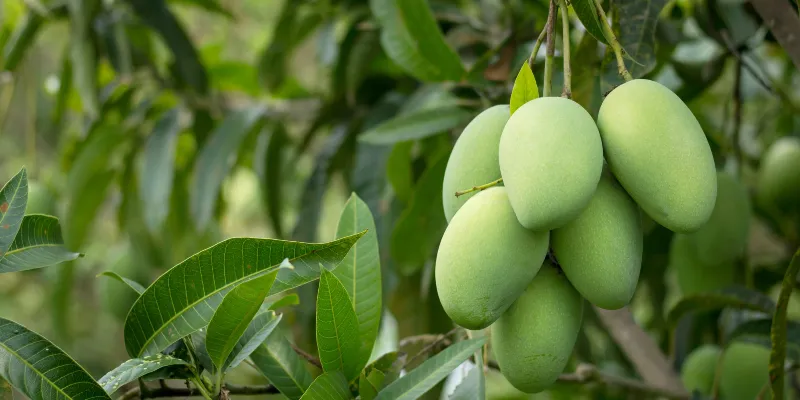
[403, 326, 462, 368]
[290, 343, 323, 369]
[748, 0, 800, 71]
[543, 0, 556, 96]
[558, 0, 572, 98]
[528, 28, 547, 70]
[119, 383, 279, 400]
[594, 0, 633, 81]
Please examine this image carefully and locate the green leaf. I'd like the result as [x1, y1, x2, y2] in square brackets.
[140, 108, 181, 233]
[359, 107, 471, 145]
[334, 193, 382, 368]
[1, 12, 44, 71]
[205, 266, 285, 370]
[123, 232, 365, 357]
[509, 63, 539, 115]
[226, 311, 282, 370]
[0, 215, 81, 273]
[726, 319, 800, 362]
[667, 286, 776, 326]
[169, 0, 233, 18]
[374, 337, 487, 400]
[386, 142, 414, 203]
[448, 364, 484, 400]
[258, 3, 322, 92]
[769, 249, 800, 399]
[98, 271, 146, 294]
[571, 0, 609, 45]
[316, 269, 363, 381]
[616, 0, 668, 77]
[369, 0, 465, 82]
[0, 317, 111, 400]
[190, 105, 265, 231]
[572, 33, 599, 114]
[254, 124, 289, 238]
[67, 0, 99, 118]
[299, 371, 351, 400]
[250, 330, 314, 399]
[65, 171, 116, 249]
[98, 355, 190, 394]
[267, 293, 301, 310]
[0, 168, 27, 259]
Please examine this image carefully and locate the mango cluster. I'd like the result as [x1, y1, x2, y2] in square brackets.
[435, 79, 717, 393]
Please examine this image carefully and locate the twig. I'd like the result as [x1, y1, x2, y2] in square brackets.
[403, 327, 462, 368]
[594, 0, 633, 81]
[119, 383, 279, 400]
[290, 343, 323, 369]
[454, 178, 503, 197]
[748, 0, 800, 71]
[558, 0, 572, 98]
[528, 29, 547, 70]
[543, 0, 557, 96]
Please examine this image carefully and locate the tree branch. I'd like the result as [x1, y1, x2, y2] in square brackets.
[119, 383, 279, 400]
[748, 0, 800, 71]
[543, 0, 557, 96]
[290, 343, 323, 369]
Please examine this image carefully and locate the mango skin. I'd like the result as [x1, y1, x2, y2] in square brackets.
[443, 105, 510, 222]
[435, 187, 549, 330]
[681, 344, 721, 396]
[669, 234, 735, 295]
[499, 97, 603, 231]
[597, 79, 717, 233]
[491, 262, 584, 393]
[757, 136, 800, 211]
[687, 171, 751, 265]
[485, 369, 530, 400]
[720, 342, 773, 400]
[551, 171, 642, 310]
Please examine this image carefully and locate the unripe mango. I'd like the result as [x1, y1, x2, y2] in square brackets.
[756, 136, 800, 211]
[669, 234, 735, 295]
[597, 79, 717, 233]
[435, 187, 549, 329]
[491, 262, 583, 393]
[499, 97, 603, 231]
[442, 105, 510, 222]
[720, 342, 772, 400]
[551, 171, 642, 310]
[680, 344, 721, 396]
[687, 171, 751, 265]
[485, 369, 530, 400]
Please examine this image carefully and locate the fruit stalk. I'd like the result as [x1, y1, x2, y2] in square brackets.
[528, 28, 546, 70]
[593, 0, 633, 81]
[558, 0, 572, 98]
[543, 0, 556, 96]
[454, 177, 503, 198]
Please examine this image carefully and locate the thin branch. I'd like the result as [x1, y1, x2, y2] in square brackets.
[558, 0, 572, 98]
[528, 28, 547, 70]
[594, 0, 633, 81]
[403, 327, 462, 368]
[543, 0, 557, 96]
[454, 178, 503, 197]
[748, 0, 800, 71]
[290, 343, 323, 369]
[119, 383, 278, 400]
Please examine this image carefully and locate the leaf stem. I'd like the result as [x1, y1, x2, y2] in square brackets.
[543, 0, 557, 96]
[557, 0, 572, 98]
[528, 28, 547, 70]
[454, 178, 503, 198]
[593, 0, 633, 81]
[190, 377, 214, 400]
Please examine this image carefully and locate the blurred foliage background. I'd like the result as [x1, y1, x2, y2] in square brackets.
[0, 0, 799, 398]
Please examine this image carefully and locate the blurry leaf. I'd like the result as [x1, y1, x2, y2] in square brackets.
[128, 0, 209, 94]
[726, 319, 800, 362]
[98, 355, 190, 394]
[0, 215, 81, 273]
[0, 378, 9, 400]
[98, 271, 146, 294]
[509, 62, 539, 115]
[386, 142, 414, 203]
[769, 249, 800, 399]
[250, 330, 314, 399]
[572, 33, 599, 113]
[359, 107, 471, 145]
[67, 0, 100, 118]
[333, 23, 380, 103]
[316, 269, 363, 381]
[360, 371, 380, 400]
[190, 105, 265, 231]
[571, 0, 609, 45]
[351, 143, 391, 215]
[1, 12, 44, 71]
[374, 337, 486, 400]
[168, 0, 233, 18]
[617, 0, 668, 77]
[206, 266, 285, 371]
[102, 5, 133, 77]
[448, 364, 484, 400]
[258, 3, 322, 91]
[667, 286, 776, 326]
[317, 21, 338, 66]
[140, 108, 181, 234]
[673, 53, 727, 102]
[0, 317, 111, 400]
[65, 170, 115, 249]
[226, 311, 282, 370]
[369, 0, 465, 82]
[0, 168, 27, 259]
[254, 124, 289, 238]
[334, 193, 382, 368]
[267, 293, 301, 310]
[123, 232, 365, 357]
[209, 61, 260, 95]
[299, 371, 351, 400]
[51, 51, 73, 133]
[391, 152, 448, 275]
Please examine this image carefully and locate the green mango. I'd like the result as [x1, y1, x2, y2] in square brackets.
[669, 234, 735, 295]
[485, 369, 530, 400]
[680, 344, 721, 396]
[686, 171, 751, 265]
[597, 79, 717, 233]
[442, 105, 510, 222]
[551, 171, 642, 310]
[435, 187, 549, 329]
[719, 342, 773, 400]
[756, 136, 800, 211]
[26, 180, 56, 215]
[499, 97, 603, 231]
[491, 262, 583, 393]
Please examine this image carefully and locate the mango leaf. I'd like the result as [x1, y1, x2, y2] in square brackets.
[726, 319, 800, 362]
[299, 371, 351, 400]
[667, 286, 776, 326]
[1, 12, 44, 71]
[509, 63, 539, 115]
[191, 329, 215, 373]
[369, 0, 465, 82]
[250, 330, 314, 399]
[0, 215, 81, 273]
[258, 3, 322, 92]
[448, 364, 483, 400]
[97, 271, 146, 294]
[317, 269, 363, 381]
[169, 0, 233, 17]
[0, 317, 111, 400]
[190, 105, 265, 231]
[359, 107, 471, 145]
[140, 108, 181, 233]
[66, 0, 99, 118]
[267, 293, 301, 310]
[123, 231, 365, 357]
[571, 0, 609, 45]
[0, 168, 27, 259]
[359, 371, 381, 400]
[770, 249, 800, 399]
[617, 0, 668, 77]
[254, 124, 289, 238]
[205, 265, 285, 370]
[226, 311, 282, 370]
[386, 142, 414, 203]
[98, 355, 190, 394]
[374, 337, 487, 400]
[333, 193, 382, 368]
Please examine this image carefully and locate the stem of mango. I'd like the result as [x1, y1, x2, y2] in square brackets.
[558, 0, 572, 98]
[543, 0, 556, 96]
[455, 178, 503, 198]
[528, 29, 547, 70]
[593, 0, 633, 81]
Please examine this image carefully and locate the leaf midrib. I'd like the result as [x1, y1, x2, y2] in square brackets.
[5, 243, 69, 255]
